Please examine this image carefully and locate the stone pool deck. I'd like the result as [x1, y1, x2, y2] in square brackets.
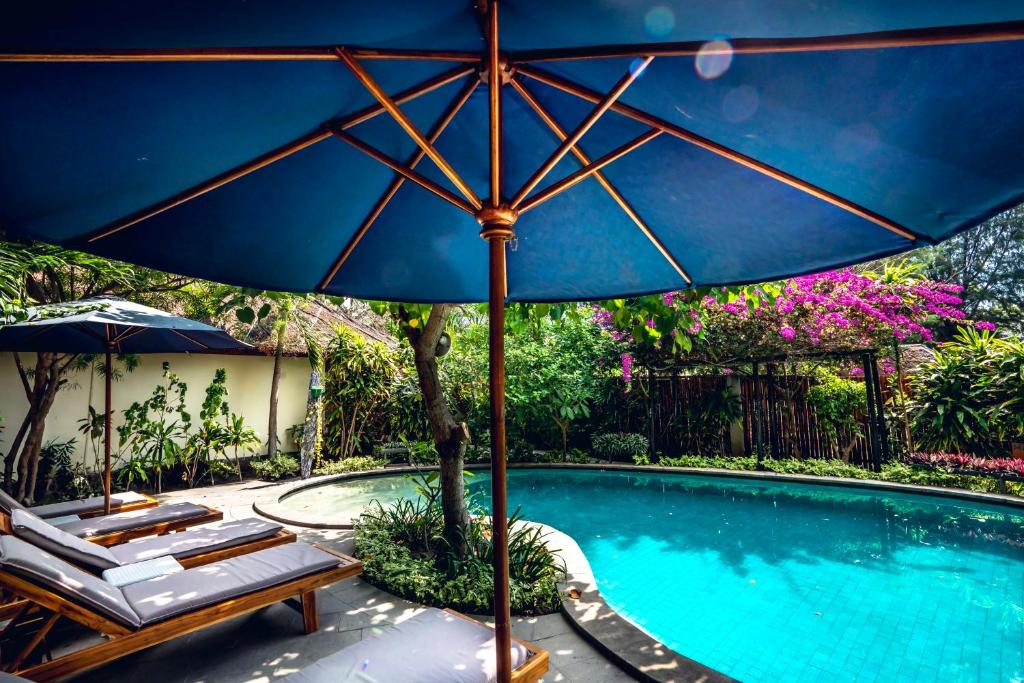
[74, 479, 639, 683]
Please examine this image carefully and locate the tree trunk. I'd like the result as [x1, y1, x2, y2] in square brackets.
[15, 354, 61, 503]
[300, 371, 322, 480]
[267, 329, 285, 456]
[4, 411, 32, 490]
[403, 304, 470, 559]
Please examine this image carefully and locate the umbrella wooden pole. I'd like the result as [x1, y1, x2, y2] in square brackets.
[103, 348, 112, 515]
[487, 233, 511, 683]
[480, 208, 516, 683]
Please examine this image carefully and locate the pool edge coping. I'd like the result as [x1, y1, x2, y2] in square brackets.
[254, 462, 1024, 529]
[251, 462, 1024, 683]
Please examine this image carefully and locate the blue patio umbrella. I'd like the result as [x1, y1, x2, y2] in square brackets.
[0, 297, 250, 513]
[1, 3, 1023, 678]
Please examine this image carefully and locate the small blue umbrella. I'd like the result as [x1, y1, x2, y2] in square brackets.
[1, 3, 1023, 678]
[0, 297, 250, 512]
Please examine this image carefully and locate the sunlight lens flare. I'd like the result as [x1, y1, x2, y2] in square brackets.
[696, 39, 734, 79]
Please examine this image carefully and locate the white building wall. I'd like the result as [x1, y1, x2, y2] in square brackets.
[0, 352, 311, 471]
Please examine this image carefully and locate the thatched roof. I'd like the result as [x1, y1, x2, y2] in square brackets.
[897, 344, 935, 375]
[211, 298, 396, 357]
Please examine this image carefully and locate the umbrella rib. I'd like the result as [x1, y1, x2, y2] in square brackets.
[330, 129, 477, 215]
[169, 329, 210, 350]
[511, 19, 1024, 62]
[0, 46, 480, 62]
[517, 129, 663, 213]
[510, 77, 693, 285]
[336, 47, 483, 210]
[509, 56, 654, 209]
[317, 76, 481, 292]
[516, 64, 928, 243]
[85, 65, 474, 243]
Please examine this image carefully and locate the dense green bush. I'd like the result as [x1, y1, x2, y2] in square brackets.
[312, 455, 386, 476]
[806, 368, 867, 457]
[322, 325, 398, 460]
[910, 327, 1024, 455]
[250, 454, 299, 481]
[592, 432, 649, 462]
[354, 473, 564, 615]
[652, 453, 1024, 497]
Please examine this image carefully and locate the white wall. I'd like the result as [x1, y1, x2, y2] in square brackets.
[0, 352, 311, 471]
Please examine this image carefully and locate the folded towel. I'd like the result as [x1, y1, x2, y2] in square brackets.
[103, 556, 184, 587]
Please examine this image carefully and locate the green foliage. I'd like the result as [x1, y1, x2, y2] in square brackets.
[322, 325, 399, 459]
[354, 472, 564, 615]
[658, 454, 758, 470]
[910, 327, 1024, 454]
[673, 383, 743, 456]
[592, 432, 650, 462]
[651, 454, 1024, 497]
[250, 454, 300, 481]
[311, 456, 386, 476]
[117, 362, 191, 491]
[117, 363, 259, 490]
[807, 368, 867, 452]
[38, 438, 95, 503]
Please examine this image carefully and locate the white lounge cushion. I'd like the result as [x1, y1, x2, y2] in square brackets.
[0, 535, 141, 629]
[108, 518, 283, 565]
[9, 508, 119, 571]
[281, 608, 532, 682]
[122, 543, 340, 625]
[56, 502, 208, 538]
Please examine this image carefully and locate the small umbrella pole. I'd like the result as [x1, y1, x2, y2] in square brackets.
[103, 347, 112, 514]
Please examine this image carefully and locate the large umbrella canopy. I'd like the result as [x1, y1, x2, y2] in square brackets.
[0, 297, 250, 513]
[1, 3, 1023, 680]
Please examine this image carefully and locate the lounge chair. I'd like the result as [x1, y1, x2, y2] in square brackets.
[0, 535, 363, 681]
[4, 509, 295, 572]
[281, 607, 549, 683]
[0, 489, 222, 545]
[28, 490, 157, 520]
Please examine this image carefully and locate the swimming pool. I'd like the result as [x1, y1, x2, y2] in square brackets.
[282, 468, 1024, 682]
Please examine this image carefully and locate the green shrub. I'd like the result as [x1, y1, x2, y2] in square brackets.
[658, 454, 758, 470]
[592, 432, 649, 462]
[910, 327, 1024, 455]
[250, 454, 299, 481]
[312, 456, 386, 476]
[354, 473, 564, 615]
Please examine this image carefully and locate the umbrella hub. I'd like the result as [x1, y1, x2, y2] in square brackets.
[477, 205, 517, 241]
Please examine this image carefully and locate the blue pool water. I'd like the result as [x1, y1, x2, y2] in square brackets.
[283, 468, 1024, 682]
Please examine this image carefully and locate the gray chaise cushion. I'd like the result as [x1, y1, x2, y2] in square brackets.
[122, 543, 339, 625]
[0, 536, 141, 628]
[9, 509, 119, 571]
[281, 607, 532, 683]
[56, 502, 209, 538]
[0, 489, 26, 516]
[31, 491, 150, 519]
[109, 518, 283, 565]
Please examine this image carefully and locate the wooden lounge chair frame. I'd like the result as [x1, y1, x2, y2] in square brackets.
[444, 609, 549, 683]
[0, 545, 362, 682]
[76, 504, 225, 545]
[0, 516, 297, 621]
[0, 505, 225, 547]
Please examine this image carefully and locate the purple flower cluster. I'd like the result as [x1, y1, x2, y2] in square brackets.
[910, 452, 1024, 476]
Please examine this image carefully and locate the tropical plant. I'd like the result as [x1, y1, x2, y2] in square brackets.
[222, 413, 261, 481]
[807, 368, 868, 460]
[117, 362, 191, 493]
[249, 454, 299, 481]
[184, 368, 230, 486]
[592, 432, 650, 462]
[38, 438, 92, 503]
[910, 327, 1024, 454]
[322, 324, 398, 459]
